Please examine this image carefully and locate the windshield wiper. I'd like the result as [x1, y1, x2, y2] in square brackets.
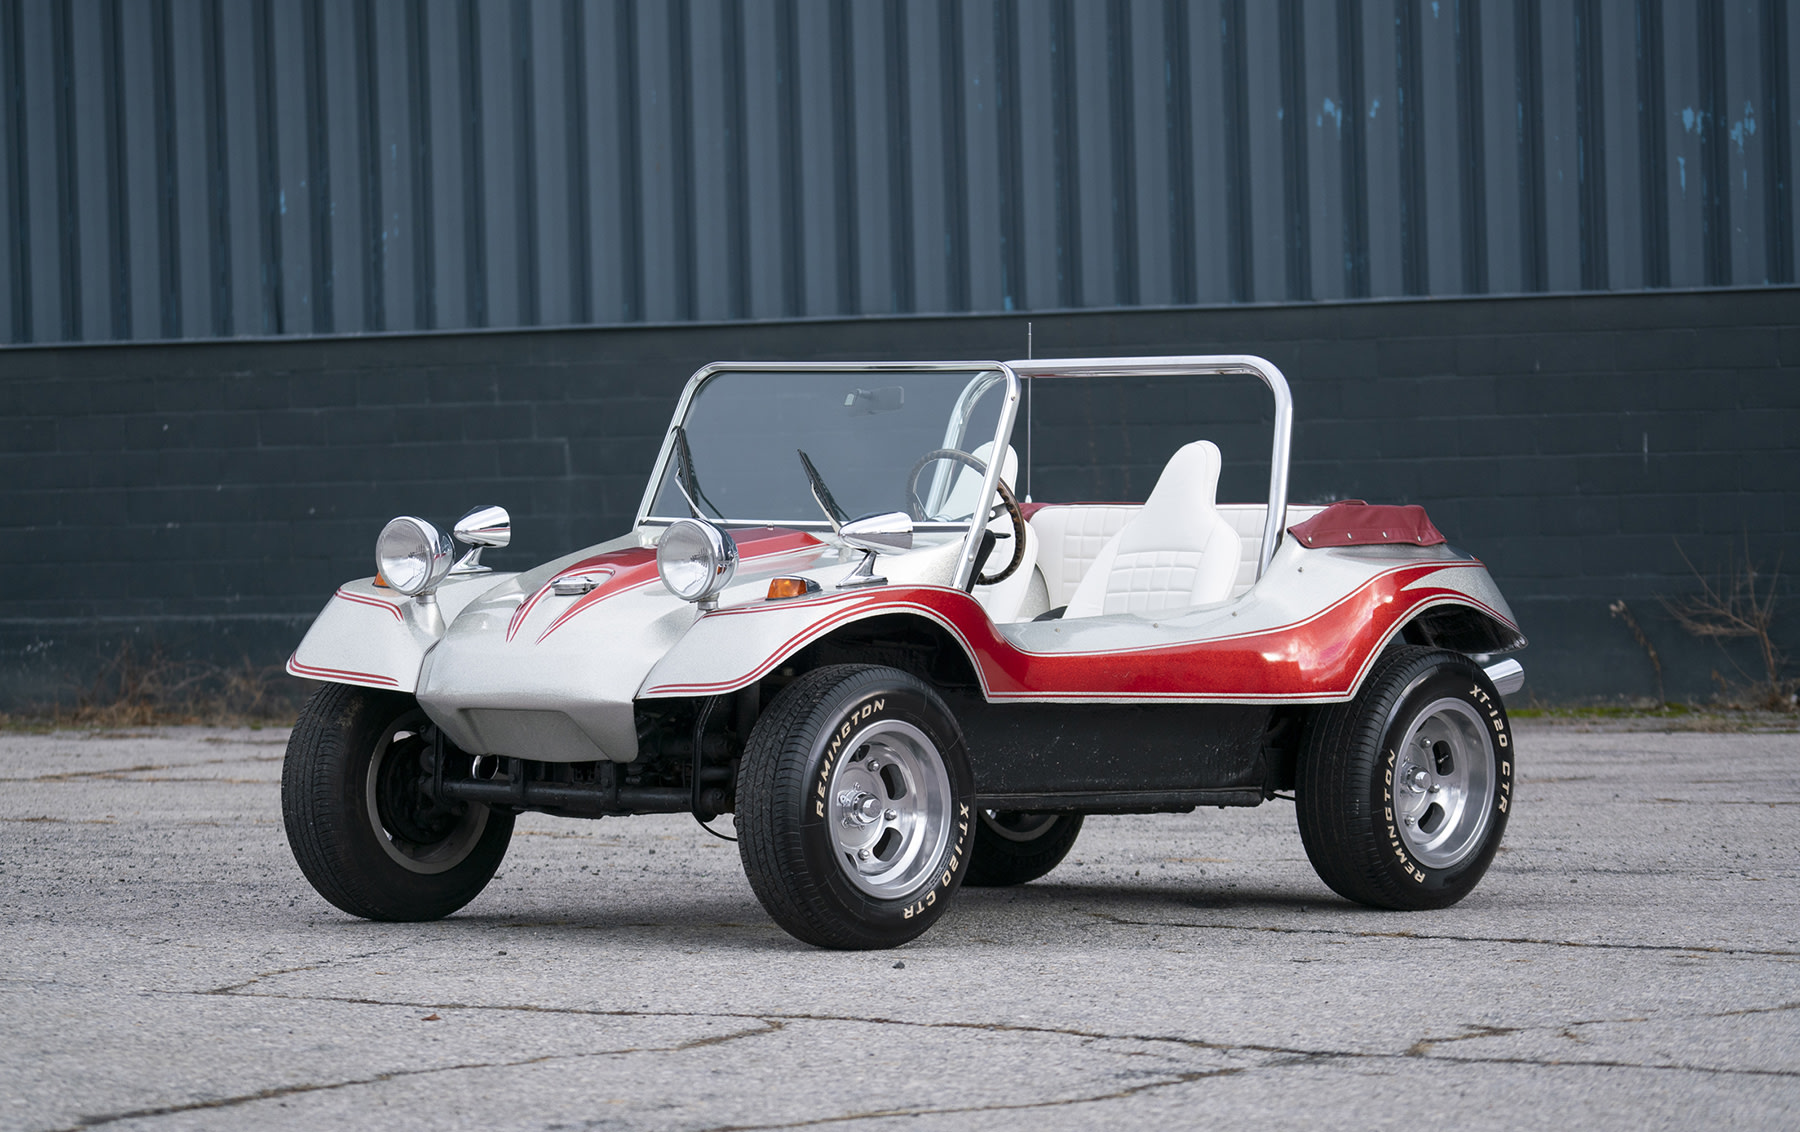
[673, 427, 724, 520]
[796, 449, 847, 534]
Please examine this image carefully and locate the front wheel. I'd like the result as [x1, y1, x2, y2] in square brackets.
[964, 812, 1084, 887]
[282, 683, 513, 921]
[1295, 647, 1513, 910]
[737, 665, 975, 949]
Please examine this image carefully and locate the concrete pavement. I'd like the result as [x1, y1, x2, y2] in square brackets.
[2, 720, 1797, 1130]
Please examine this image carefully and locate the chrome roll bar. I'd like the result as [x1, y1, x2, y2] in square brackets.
[1005, 355, 1294, 581]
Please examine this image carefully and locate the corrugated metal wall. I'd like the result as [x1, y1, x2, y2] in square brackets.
[1, 0, 1794, 345]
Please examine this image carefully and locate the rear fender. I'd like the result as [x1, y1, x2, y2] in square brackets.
[286, 574, 515, 693]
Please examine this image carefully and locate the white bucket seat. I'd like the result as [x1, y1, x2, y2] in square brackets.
[1063, 440, 1240, 618]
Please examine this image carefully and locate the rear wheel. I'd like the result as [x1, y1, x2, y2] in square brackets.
[282, 683, 513, 921]
[964, 812, 1084, 887]
[737, 665, 975, 949]
[1295, 647, 1513, 910]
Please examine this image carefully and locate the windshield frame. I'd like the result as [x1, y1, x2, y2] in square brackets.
[637, 361, 1023, 591]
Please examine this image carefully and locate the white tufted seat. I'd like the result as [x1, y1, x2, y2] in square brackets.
[1062, 441, 1240, 618]
[1027, 504, 1136, 606]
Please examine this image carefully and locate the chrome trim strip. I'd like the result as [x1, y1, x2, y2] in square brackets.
[640, 516, 973, 535]
[1483, 658, 1525, 697]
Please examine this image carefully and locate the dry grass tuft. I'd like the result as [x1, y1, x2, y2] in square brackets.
[0, 642, 308, 730]
[1661, 538, 1796, 713]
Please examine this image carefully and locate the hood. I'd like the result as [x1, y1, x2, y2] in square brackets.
[415, 527, 829, 761]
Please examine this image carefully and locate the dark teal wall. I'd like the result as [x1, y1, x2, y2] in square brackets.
[2, 286, 1797, 707]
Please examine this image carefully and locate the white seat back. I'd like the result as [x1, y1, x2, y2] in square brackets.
[1063, 441, 1240, 618]
[1216, 502, 1324, 597]
[1027, 504, 1136, 607]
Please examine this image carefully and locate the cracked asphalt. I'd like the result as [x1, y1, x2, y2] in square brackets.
[2, 721, 1797, 1131]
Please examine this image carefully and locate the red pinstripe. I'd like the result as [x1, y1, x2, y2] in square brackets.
[644, 562, 1514, 703]
[286, 655, 402, 688]
[333, 588, 403, 621]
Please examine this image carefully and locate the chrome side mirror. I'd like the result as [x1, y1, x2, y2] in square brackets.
[837, 511, 912, 588]
[449, 505, 511, 575]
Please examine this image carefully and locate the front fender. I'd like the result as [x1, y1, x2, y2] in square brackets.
[286, 574, 516, 693]
[638, 585, 988, 699]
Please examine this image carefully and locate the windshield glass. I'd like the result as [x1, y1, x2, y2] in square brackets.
[643, 368, 1013, 528]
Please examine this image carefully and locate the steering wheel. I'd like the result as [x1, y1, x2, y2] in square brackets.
[904, 448, 1029, 587]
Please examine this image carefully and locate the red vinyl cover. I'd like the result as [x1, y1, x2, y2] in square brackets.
[1287, 500, 1446, 548]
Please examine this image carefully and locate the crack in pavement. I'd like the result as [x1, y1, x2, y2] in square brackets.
[196, 950, 410, 996]
[690, 1066, 1250, 1132]
[30, 979, 1798, 1129]
[1405, 1024, 1521, 1056]
[1710, 1001, 1800, 1018]
[0, 755, 283, 783]
[165, 988, 1800, 1082]
[50, 1020, 782, 1132]
[1081, 911, 1800, 958]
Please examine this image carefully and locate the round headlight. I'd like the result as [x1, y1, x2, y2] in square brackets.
[376, 516, 455, 597]
[657, 519, 738, 605]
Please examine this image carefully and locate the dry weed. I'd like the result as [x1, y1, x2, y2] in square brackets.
[8, 641, 308, 728]
[1661, 538, 1796, 712]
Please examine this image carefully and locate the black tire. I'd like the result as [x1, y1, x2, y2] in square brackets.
[1296, 646, 1513, 910]
[737, 664, 976, 949]
[282, 683, 513, 921]
[963, 812, 1084, 887]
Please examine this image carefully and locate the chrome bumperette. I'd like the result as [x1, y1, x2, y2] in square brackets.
[1482, 658, 1525, 697]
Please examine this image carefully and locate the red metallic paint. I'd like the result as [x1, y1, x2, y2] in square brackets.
[644, 561, 1513, 704]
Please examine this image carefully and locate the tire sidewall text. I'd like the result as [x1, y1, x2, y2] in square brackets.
[1371, 666, 1513, 898]
[795, 679, 974, 930]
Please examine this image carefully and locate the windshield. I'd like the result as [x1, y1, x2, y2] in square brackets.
[642, 368, 1014, 529]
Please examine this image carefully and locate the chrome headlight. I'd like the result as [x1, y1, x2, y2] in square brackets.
[376, 516, 455, 597]
[657, 519, 738, 606]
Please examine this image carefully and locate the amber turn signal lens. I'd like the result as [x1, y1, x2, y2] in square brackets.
[766, 576, 819, 600]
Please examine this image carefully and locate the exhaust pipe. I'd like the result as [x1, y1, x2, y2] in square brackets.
[470, 754, 501, 781]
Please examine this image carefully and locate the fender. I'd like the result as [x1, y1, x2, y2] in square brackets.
[286, 573, 516, 693]
[639, 541, 1523, 705]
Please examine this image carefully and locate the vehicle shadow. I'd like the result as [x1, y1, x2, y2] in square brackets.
[341, 874, 1375, 954]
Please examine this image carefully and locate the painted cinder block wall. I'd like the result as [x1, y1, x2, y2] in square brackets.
[2, 285, 1795, 710]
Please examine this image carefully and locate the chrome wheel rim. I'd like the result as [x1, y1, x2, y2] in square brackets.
[980, 811, 1060, 843]
[825, 720, 953, 898]
[365, 710, 489, 876]
[1391, 698, 1495, 870]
